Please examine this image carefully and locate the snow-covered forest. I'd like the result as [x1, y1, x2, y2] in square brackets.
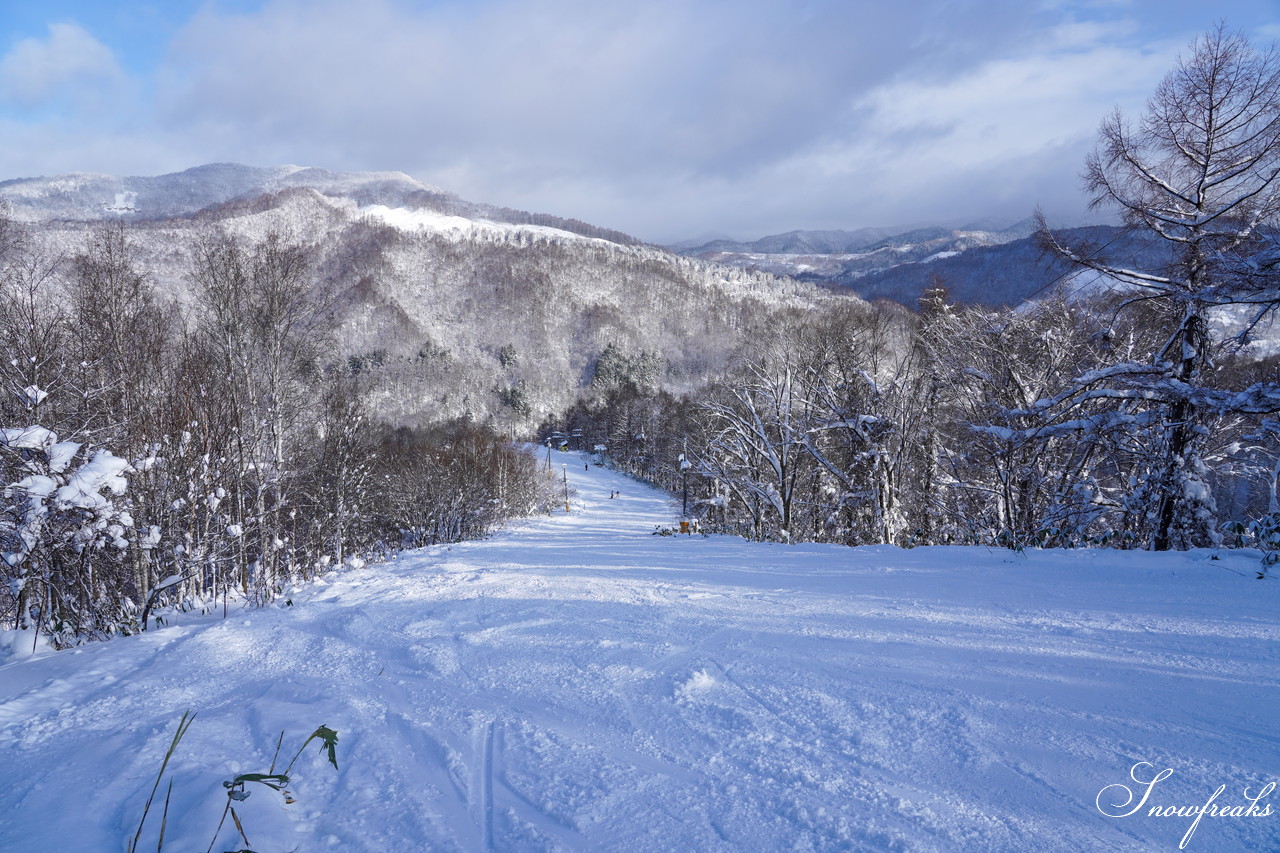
[549, 28, 1280, 559]
[0, 22, 1278, 853]
[0, 211, 558, 646]
[0, 23, 1276, 648]
[552, 282, 1280, 553]
[0, 160, 848, 643]
[0, 24, 1272, 633]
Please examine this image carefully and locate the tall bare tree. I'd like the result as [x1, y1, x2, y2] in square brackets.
[1041, 25, 1280, 549]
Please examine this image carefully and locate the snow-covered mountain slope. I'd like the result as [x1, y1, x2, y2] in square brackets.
[843, 225, 1177, 307]
[6, 165, 839, 426]
[0, 162, 642, 245]
[0, 162, 450, 223]
[675, 220, 1041, 304]
[1, 454, 1275, 852]
[671, 221, 1200, 311]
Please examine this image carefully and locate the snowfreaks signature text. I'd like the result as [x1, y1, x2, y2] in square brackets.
[1096, 761, 1275, 849]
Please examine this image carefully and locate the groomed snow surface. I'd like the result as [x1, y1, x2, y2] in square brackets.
[1, 453, 1276, 852]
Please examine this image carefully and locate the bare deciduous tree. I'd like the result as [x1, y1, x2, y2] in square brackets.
[1041, 24, 1280, 549]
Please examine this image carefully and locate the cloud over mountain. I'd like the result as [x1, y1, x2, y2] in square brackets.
[1, 2, 1277, 241]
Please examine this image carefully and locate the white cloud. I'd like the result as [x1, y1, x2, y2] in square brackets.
[0, 1, 1248, 240]
[0, 22, 124, 108]
[145, 0, 1070, 236]
[667, 28, 1183, 235]
[832, 40, 1175, 175]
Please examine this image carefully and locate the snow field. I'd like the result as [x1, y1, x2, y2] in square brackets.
[0, 452, 1276, 851]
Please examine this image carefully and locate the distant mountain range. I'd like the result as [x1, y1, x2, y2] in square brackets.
[3, 162, 1272, 423]
[842, 225, 1178, 307]
[2, 162, 1143, 311]
[0, 163, 426, 221]
[676, 219, 1035, 257]
[3, 164, 1117, 310]
[668, 220, 1280, 356]
[0, 162, 643, 246]
[671, 220, 1172, 308]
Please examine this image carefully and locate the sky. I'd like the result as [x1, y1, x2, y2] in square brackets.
[0, 1, 1278, 243]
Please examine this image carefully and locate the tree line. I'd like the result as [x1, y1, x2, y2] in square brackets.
[0, 215, 548, 647]
[548, 28, 1280, 560]
[552, 286, 1278, 556]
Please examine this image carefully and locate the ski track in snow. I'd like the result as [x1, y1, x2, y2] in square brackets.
[0, 453, 1277, 852]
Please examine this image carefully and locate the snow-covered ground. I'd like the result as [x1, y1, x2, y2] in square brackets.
[361, 204, 616, 247]
[1, 453, 1277, 852]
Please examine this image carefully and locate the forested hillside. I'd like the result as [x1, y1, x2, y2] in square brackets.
[10, 171, 834, 429]
[5, 27, 1280, 651]
[547, 29, 1280, 559]
[0, 169, 839, 646]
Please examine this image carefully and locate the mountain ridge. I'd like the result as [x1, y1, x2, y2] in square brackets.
[0, 163, 441, 222]
[674, 218, 1038, 256]
[2, 163, 1090, 309]
[672, 218, 1049, 305]
[1, 163, 842, 428]
[0, 162, 648, 248]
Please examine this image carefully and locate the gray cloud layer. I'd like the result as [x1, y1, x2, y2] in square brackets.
[2, 0, 1274, 241]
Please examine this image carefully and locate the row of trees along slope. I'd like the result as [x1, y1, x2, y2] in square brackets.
[0, 214, 547, 647]
[548, 26, 1280, 557]
[9, 181, 832, 435]
[0, 165, 837, 645]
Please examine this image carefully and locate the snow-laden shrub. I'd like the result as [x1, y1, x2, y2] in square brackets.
[1253, 515, 1280, 567]
[0, 422, 135, 643]
[1221, 515, 1280, 573]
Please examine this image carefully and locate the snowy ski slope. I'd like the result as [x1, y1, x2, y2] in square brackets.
[0, 453, 1276, 851]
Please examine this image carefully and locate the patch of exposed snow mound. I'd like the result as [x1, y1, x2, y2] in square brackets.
[361, 203, 611, 246]
[676, 668, 717, 700]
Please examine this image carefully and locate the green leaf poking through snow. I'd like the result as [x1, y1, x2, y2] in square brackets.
[286, 725, 340, 774]
[311, 726, 339, 770]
